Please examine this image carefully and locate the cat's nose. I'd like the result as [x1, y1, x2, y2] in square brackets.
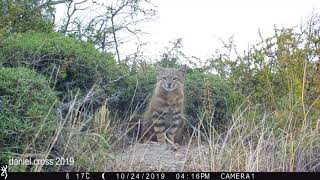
[167, 83, 172, 87]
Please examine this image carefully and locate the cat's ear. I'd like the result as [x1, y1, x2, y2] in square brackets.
[178, 64, 187, 75]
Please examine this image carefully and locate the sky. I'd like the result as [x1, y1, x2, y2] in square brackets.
[55, 0, 320, 62]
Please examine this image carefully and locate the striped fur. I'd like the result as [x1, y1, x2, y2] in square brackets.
[141, 65, 187, 145]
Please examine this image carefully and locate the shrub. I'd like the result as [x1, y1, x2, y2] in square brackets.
[0, 32, 120, 102]
[113, 65, 156, 114]
[185, 69, 240, 130]
[0, 0, 55, 33]
[0, 67, 59, 164]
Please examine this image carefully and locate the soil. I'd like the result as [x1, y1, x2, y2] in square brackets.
[107, 141, 212, 171]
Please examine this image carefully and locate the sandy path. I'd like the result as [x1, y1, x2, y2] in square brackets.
[107, 142, 211, 171]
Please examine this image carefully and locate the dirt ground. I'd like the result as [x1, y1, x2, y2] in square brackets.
[107, 141, 212, 171]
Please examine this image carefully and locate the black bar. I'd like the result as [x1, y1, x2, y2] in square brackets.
[3, 172, 320, 180]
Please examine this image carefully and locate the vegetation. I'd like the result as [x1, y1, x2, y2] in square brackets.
[0, 32, 119, 98]
[0, 0, 319, 172]
[0, 67, 58, 168]
[0, 0, 56, 34]
[208, 23, 320, 130]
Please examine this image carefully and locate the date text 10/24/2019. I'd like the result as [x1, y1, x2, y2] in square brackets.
[113, 172, 211, 180]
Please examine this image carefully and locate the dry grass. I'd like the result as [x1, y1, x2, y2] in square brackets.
[104, 100, 320, 172]
[9, 87, 320, 172]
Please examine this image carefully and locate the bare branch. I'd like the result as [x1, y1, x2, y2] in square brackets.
[60, 0, 89, 34]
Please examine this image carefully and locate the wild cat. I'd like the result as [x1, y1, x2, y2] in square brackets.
[141, 65, 187, 147]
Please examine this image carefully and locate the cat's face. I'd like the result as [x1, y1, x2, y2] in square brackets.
[156, 65, 186, 92]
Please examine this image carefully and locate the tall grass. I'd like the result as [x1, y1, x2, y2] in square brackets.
[7, 88, 320, 172]
[104, 97, 320, 172]
[183, 99, 320, 171]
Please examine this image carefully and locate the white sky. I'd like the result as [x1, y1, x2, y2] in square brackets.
[55, 0, 320, 62]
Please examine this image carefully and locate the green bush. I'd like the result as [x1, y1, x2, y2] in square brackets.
[114, 65, 156, 114]
[0, 32, 120, 101]
[0, 67, 59, 163]
[185, 69, 240, 128]
[0, 0, 55, 34]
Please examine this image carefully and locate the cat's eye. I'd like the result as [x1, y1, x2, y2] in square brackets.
[173, 77, 177, 80]
[162, 77, 166, 80]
